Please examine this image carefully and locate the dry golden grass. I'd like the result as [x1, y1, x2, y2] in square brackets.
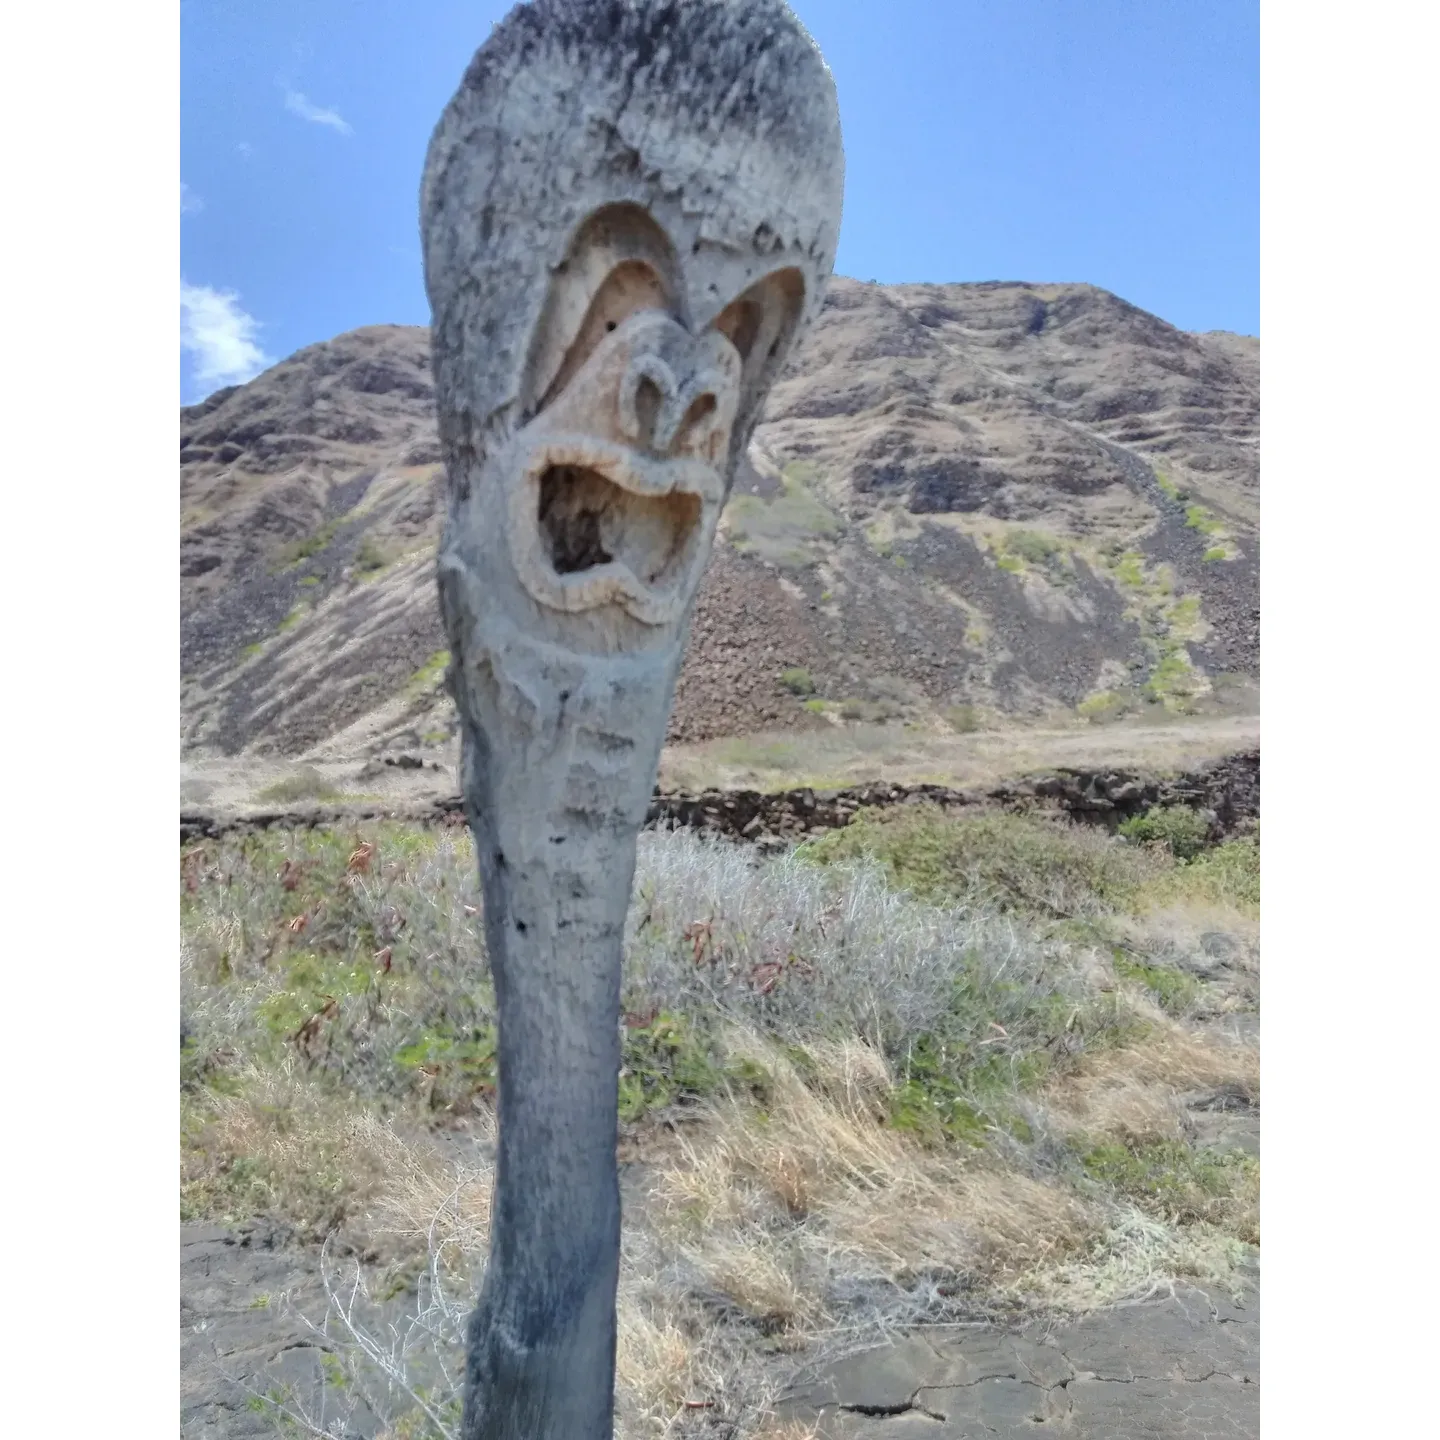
[186, 1023, 1257, 1436]
[1042, 1021, 1257, 1146]
[1127, 900, 1260, 952]
[615, 1296, 705, 1421]
[182, 1067, 404, 1241]
[650, 1037, 1095, 1333]
[359, 1113, 494, 1266]
[1015, 1208, 1255, 1311]
[657, 713, 1259, 794]
[1074, 1023, 1258, 1103]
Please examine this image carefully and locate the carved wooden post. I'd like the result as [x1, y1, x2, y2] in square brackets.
[421, 2, 843, 1433]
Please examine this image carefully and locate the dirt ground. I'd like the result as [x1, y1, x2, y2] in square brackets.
[182, 1224, 1256, 1439]
[181, 712, 1259, 818]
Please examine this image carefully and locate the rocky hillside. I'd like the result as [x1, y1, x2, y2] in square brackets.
[180, 279, 1258, 760]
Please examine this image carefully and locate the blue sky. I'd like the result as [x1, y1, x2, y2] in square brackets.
[180, 0, 1258, 402]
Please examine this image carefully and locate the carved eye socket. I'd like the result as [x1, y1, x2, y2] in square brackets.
[713, 298, 761, 362]
[523, 204, 681, 417]
[710, 267, 805, 433]
[537, 260, 670, 410]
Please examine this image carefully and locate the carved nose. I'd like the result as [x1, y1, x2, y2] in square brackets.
[619, 353, 722, 456]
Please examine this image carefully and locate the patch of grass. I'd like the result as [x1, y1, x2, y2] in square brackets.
[278, 520, 340, 570]
[1170, 594, 1201, 632]
[1154, 471, 1184, 501]
[890, 1055, 993, 1148]
[996, 552, 1024, 574]
[241, 642, 263, 660]
[1144, 647, 1205, 708]
[802, 698, 827, 714]
[618, 1011, 731, 1122]
[837, 696, 903, 724]
[710, 734, 808, 774]
[888, 1027, 1058, 1149]
[1112, 952, 1199, 1015]
[298, 575, 321, 588]
[1184, 504, 1225, 537]
[779, 667, 815, 696]
[1113, 551, 1147, 588]
[182, 1079, 383, 1237]
[354, 537, 387, 575]
[724, 464, 842, 568]
[1081, 1137, 1256, 1227]
[395, 1022, 498, 1112]
[943, 704, 980, 734]
[1100, 548, 1213, 713]
[276, 606, 305, 634]
[1142, 836, 1260, 912]
[631, 837, 1150, 1133]
[405, 650, 450, 697]
[254, 766, 340, 805]
[257, 948, 378, 1043]
[1119, 804, 1211, 861]
[1077, 690, 1127, 724]
[1001, 529, 1064, 566]
[799, 807, 1162, 918]
[421, 728, 450, 745]
[1203, 545, 1230, 563]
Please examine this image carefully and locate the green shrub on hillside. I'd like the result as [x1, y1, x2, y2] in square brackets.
[724, 462, 842, 568]
[1081, 1137, 1256, 1226]
[1184, 504, 1225, 537]
[944, 704, 981, 733]
[406, 650, 450, 696]
[1113, 551, 1147, 588]
[1112, 952, 1199, 1015]
[278, 520, 341, 569]
[354, 537, 387, 574]
[1001, 529, 1063, 565]
[1077, 690, 1127, 723]
[800, 807, 1159, 917]
[1156, 835, 1260, 910]
[1119, 804, 1211, 860]
[255, 766, 340, 805]
[1144, 647, 1204, 707]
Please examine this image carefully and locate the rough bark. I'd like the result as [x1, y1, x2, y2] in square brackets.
[421, 2, 844, 1433]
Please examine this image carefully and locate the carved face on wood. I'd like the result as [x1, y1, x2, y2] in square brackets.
[506, 204, 805, 628]
[423, 0, 844, 666]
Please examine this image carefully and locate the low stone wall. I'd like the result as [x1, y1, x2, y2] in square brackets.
[181, 750, 1257, 847]
[643, 749, 1257, 847]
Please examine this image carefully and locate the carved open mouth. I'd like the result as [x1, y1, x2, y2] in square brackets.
[538, 463, 701, 584]
[509, 438, 716, 625]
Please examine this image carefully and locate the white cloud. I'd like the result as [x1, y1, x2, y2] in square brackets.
[236, 141, 254, 160]
[180, 182, 203, 215]
[180, 281, 273, 396]
[283, 89, 352, 135]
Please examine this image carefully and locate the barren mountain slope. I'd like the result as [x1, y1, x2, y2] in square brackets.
[180, 279, 1257, 761]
